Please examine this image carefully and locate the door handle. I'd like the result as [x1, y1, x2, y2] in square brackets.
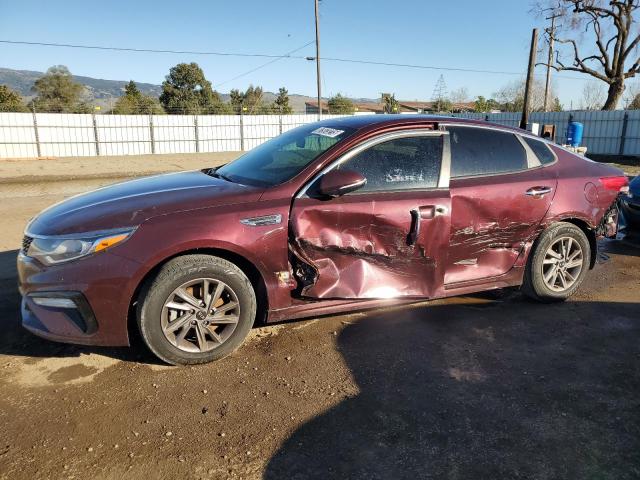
[408, 205, 446, 245]
[408, 209, 421, 245]
[525, 186, 553, 197]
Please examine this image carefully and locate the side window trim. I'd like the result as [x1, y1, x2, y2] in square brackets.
[520, 133, 559, 166]
[516, 134, 542, 168]
[296, 129, 451, 198]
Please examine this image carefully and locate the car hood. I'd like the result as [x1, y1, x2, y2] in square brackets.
[27, 170, 264, 236]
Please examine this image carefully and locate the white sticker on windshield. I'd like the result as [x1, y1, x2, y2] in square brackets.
[311, 127, 345, 138]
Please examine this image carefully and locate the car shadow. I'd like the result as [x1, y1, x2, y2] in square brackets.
[601, 234, 640, 258]
[264, 298, 640, 479]
[0, 249, 160, 364]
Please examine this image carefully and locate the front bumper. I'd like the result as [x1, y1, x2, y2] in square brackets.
[18, 250, 143, 347]
[620, 196, 640, 229]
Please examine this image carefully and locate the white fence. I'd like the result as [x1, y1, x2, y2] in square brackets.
[0, 111, 639, 158]
[450, 110, 640, 156]
[0, 113, 349, 159]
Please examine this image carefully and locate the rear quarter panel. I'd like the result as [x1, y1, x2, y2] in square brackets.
[543, 146, 623, 228]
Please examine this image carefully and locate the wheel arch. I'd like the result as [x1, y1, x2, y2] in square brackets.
[549, 217, 598, 269]
[126, 247, 269, 345]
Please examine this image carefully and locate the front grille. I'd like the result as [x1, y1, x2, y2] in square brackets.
[21, 235, 33, 254]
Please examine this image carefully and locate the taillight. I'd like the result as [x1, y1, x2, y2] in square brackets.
[599, 176, 629, 195]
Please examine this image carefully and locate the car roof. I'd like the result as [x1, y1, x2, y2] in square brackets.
[315, 114, 523, 133]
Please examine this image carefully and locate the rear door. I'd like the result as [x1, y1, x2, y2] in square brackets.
[290, 129, 452, 299]
[443, 125, 558, 285]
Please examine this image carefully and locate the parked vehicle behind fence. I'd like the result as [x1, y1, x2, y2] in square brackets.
[18, 115, 628, 364]
[620, 175, 640, 231]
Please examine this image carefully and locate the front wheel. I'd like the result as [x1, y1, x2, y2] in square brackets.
[137, 255, 256, 365]
[522, 222, 591, 303]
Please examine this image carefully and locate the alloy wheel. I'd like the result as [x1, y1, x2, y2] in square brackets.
[161, 278, 240, 353]
[542, 236, 584, 292]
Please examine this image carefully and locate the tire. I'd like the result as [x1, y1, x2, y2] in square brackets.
[522, 222, 591, 303]
[137, 254, 256, 365]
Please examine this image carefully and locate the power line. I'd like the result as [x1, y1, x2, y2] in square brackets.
[0, 39, 308, 59]
[214, 41, 314, 88]
[0, 38, 590, 81]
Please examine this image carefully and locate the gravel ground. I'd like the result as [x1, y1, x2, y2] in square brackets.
[0, 158, 638, 480]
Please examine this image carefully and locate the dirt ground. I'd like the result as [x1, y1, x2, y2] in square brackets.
[0, 156, 638, 480]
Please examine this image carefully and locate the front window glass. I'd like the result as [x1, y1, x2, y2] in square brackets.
[215, 124, 355, 187]
[334, 135, 443, 192]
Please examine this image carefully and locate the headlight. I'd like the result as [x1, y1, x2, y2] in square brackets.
[26, 228, 135, 265]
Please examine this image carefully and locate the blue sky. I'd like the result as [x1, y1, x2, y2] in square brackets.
[0, 0, 600, 106]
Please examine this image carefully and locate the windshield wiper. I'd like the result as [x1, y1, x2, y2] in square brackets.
[206, 168, 235, 183]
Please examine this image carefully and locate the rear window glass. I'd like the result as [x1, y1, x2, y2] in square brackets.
[522, 136, 556, 165]
[448, 126, 528, 178]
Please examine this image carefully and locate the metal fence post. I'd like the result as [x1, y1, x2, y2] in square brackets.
[194, 115, 200, 153]
[279, 114, 283, 134]
[239, 112, 245, 151]
[619, 111, 629, 156]
[149, 114, 155, 154]
[92, 113, 100, 156]
[31, 105, 41, 157]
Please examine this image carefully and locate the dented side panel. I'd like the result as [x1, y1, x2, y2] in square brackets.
[445, 167, 558, 285]
[290, 190, 451, 299]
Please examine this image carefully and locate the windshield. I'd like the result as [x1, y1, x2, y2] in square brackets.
[215, 124, 355, 187]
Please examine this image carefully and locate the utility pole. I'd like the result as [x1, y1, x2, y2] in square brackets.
[543, 15, 559, 111]
[314, 0, 322, 120]
[520, 28, 538, 130]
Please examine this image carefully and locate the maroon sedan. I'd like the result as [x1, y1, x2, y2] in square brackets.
[18, 115, 627, 364]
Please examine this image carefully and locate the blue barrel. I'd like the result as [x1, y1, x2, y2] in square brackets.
[566, 122, 584, 147]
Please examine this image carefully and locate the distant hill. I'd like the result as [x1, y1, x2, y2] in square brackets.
[0, 67, 162, 100]
[0, 67, 378, 112]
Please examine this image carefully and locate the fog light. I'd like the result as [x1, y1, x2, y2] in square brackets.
[31, 297, 77, 309]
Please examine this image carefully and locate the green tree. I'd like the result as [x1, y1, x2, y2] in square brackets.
[160, 63, 228, 114]
[474, 96, 500, 112]
[113, 80, 164, 114]
[273, 87, 293, 114]
[229, 89, 244, 113]
[228, 85, 273, 114]
[432, 98, 453, 113]
[381, 93, 400, 113]
[0, 85, 27, 112]
[31, 65, 84, 113]
[327, 94, 355, 114]
[124, 80, 140, 98]
[243, 85, 267, 114]
[551, 97, 563, 112]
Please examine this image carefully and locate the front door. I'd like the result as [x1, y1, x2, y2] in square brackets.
[289, 130, 452, 299]
[443, 125, 557, 285]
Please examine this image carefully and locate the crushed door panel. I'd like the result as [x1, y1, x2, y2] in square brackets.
[290, 190, 451, 299]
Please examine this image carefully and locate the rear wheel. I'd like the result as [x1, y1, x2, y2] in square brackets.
[522, 222, 591, 303]
[137, 255, 256, 365]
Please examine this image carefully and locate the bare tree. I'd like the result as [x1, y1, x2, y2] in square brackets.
[581, 80, 607, 109]
[623, 80, 640, 106]
[494, 78, 553, 111]
[450, 87, 470, 104]
[536, 0, 640, 110]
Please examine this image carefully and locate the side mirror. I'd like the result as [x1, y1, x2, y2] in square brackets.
[317, 169, 367, 197]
